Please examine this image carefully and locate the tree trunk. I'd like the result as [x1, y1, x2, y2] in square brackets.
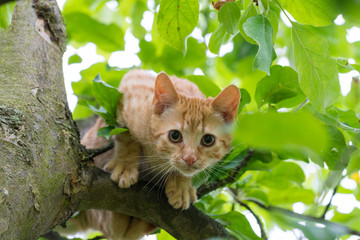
[0, 0, 83, 239]
[0, 1, 235, 239]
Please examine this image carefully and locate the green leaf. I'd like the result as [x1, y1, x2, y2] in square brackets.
[88, 105, 109, 123]
[287, 221, 345, 240]
[244, 188, 269, 205]
[68, 54, 82, 64]
[64, 12, 125, 52]
[243, 15, 276, 74]
[292, 22, 340, 112]
[72, 103, 94, 120]
[238, 88, 251, 113]
[91, 74, 122, 126]
[239, 2, 258, 45]
[268, 186, 315, 204]
[130, 0, 147, 39]
[110, 127, 128, 136]
[214, 211, 262, 240]
[0, 1, 16, 31]
[157, 229, 176, 240]
[192, 171, 209, 188]
[218, 2, 241, 34]
[234, 112, 328, 154]
[258, 162, 305, 189]
[348, 149, 360, 175]
[304, 105, 360, 134]
[97, 126, 128, 140]
[157, 0, 199, 51]
[263, 1, 280, 42]
[209, 24, 230, 54]
[321, 126, 349, 170]
[280, 0, 338, 27]
[255, 65, 305, 108]
[186, 75, 221, 97]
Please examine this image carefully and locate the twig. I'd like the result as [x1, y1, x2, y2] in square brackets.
[229, 188, 267, 239]
[293, 98, 309, 113]
[249, 200, 360, 237]
[320, 185, 338, 219]
[85, 140, 114, 159]
[197, 149, 255, 198]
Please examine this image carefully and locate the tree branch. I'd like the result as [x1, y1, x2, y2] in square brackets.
[249, 200, 360, 237]
[229, 188, 267, 240]
[320, 185, 338, 219]
[84, 140, 114, 160]
[74, 166, 236, 240]
[197, 149, 254, 198]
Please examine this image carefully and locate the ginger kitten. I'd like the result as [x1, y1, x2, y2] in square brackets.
[78, 70, 240, 239]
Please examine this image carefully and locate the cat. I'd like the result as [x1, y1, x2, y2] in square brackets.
[75, 70, 241, 239]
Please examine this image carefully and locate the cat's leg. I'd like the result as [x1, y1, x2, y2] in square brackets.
[104, 132, 140, 188]
[165, 174, 197, 209]
[123, 217, 158, 240]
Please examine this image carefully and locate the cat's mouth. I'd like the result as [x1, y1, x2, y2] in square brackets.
[174, 164, 202, 177]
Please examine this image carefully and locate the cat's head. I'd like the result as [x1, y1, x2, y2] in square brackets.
[150, 72, 240, 177]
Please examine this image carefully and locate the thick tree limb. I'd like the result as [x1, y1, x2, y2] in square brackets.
[73, 166, 236, 240]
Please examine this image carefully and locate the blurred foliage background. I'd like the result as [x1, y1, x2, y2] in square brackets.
[3, 0, 360, 239]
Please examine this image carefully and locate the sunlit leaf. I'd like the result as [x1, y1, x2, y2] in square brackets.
[157, 0, 199, 51]
[292, 22, 340, 112]
[64, 12, 125, 52]
[157, 229, 176, 240]
[91, 74, 122, 126]
[268, 187, 315, 204]
[234, 112, 328, 154]
[243, 15, 276, 74]
[68, 54, 82, 64]
[218, 1, 240, 34]
[186, 75, 221, 97]
[0, 1, 16, 31]
[238, 88, 251, 113]
[255, 65, 305, 108]
[280, 0, 338, 26]
[239, 1, 258, 45]
[97, 126, 128, 139]
[130, 0, 147, 39]
[209, 24, 230, 54]
[214, 211, 262, 240]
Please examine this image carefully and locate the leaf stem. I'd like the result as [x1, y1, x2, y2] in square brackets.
[229, 188, 268, 240]
[293, 98, 309, 113]
[320, 185, 339, 219]
[273, 0, 292, 24]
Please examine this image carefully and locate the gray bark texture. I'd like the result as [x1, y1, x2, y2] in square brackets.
[0, 1, 235, 240]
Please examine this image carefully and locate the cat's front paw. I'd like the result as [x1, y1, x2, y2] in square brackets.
[104, 159, 138, 188]
[165, 177, 197, 210]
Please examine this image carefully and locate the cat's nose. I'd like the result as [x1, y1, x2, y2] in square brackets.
[183, 155, 197, 167]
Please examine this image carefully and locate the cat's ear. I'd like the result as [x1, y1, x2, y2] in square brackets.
[211, 85, 241, 123]
[153, 72, 179, 115]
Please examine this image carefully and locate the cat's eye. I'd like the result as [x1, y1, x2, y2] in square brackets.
[201, 134, 215, 147]
[168, 130, 182, 143]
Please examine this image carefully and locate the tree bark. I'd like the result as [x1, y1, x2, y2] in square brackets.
[0, 1, 235, 239]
